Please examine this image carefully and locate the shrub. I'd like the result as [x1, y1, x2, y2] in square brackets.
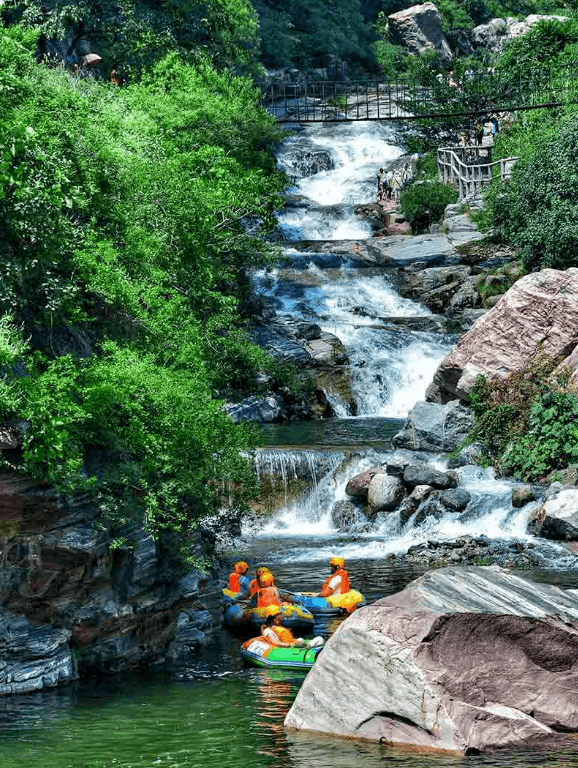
[400, 181, 457, 233]
[466, 350, 578, 481]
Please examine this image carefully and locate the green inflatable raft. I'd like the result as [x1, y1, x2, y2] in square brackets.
[239, 638, 322, 670]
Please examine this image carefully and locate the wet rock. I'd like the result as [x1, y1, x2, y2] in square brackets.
[367, 474, 406, 514]
[224, 394, 284, 423]
[404, 465, 457, 490]
[427, 269, 578, 403]
[0, 613, 76, 696]
[440, 488, 471, 511]
[399, 484, 433, 525]
[529, 488, 578, 541]
[388, 3, 453, 66]
[170, 608, 213, 665]
[285, 567, 578, 753]
[447, 442, 485, 468]
[345, 468, 381, 499]
[280, 149, 334, 178]
[305, 334, 348, 366]
[393, 400, 474, 452]
[512, 485, 536, 508]
[331, 501, 366, 531]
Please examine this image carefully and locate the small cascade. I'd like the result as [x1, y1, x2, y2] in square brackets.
[254, 449, 345, 524]
[276, 122, 404, 240]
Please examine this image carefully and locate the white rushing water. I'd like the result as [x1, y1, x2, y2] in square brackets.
[249, 121, 563, 563]
[276, 121, 404, 240]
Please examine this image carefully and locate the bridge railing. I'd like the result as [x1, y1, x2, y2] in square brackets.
[263, 60, 578, 122]
[437, 146, 519, 201]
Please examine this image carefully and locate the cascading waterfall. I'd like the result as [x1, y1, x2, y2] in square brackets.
[249, 120, 567, 565]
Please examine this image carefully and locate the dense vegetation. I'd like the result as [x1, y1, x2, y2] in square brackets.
[0, 23, 286, 557]
[475, 19, 578, 273]
[465, 354, 578, 481]
[4, 0, 261, 75]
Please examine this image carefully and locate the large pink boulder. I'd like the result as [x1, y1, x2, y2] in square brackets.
[427, 268, 578, 402]
[285, 567, 578, 753]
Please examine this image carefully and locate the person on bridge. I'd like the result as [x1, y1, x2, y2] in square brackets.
[318, 557, 350, 597]
[228, 561, 251, 593]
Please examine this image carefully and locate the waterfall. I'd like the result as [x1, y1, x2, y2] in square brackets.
[248, 120, 566, 566]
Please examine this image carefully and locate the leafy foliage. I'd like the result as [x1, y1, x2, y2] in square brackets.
[400, 180, 458, 233]
[3, 0, 261, 76]
[466, 351, 578, 480]
[252, 0, 379, 73]
[0, 25, 286, 554]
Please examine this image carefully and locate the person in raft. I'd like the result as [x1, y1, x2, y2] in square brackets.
[318, 556, 349, 597]
[235, 566, 272, 601]
[228, 561, 251, 593]
[261, 606, 324, 648]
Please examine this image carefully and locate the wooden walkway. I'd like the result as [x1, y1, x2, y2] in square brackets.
[437, 145, 518, 201]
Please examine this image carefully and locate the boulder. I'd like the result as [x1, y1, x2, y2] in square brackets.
[393, 400, 474, 452]
[529, 488, 578, 540]
[403, 465, 457, 489]
[471, 17, 507, 51]
[388, 3, 453, 66]
[225, 394, 284, 423]
[512, 485, 536, 508]
[280, 149, 334, 178]
[427, 269, 578, 403]
[506, 14, 568, 43]
[399, 484, 433, 525]
[412, 488, 468, 524]
[367, 474, 405, 513]
[285, 567, 578, 753]
[345, 467, 382, 498]
[331, 500, 367, 531]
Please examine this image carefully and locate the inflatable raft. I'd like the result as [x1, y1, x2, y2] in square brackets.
[222, 593, 314, 633]
[290, 589, 365, 615]
[240, 638, 322, 669]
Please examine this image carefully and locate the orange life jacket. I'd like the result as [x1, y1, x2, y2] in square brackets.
[229, 572, 241, 592]
[320, 567, 350, 597]
[263, 625, 295, 645]
[256, 586, 281, 608]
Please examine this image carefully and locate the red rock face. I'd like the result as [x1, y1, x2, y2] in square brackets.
[285, 567, 578, 753]
[427, 269, 578, 402]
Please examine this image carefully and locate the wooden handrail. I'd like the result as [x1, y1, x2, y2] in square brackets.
[437, 146, 519, 201]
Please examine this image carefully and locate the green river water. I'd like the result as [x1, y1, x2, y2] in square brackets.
[2, 561, 578, 768]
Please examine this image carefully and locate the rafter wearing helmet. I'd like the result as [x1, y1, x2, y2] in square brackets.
[318, 557, 350, 597]
[228, 561, 250, 593]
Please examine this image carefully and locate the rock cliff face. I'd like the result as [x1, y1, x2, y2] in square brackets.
[427, 268, 578, 403]
[285, 567, 578, 753]
[0, 472, 214, 695]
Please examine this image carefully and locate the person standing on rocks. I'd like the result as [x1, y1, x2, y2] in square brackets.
[385, 169, 395, 200]
[376, 168, 385, 202]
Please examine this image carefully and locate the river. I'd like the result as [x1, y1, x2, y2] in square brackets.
[2, 121, 578, 767]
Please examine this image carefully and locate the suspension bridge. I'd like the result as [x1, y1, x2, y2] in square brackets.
[263, 62, 578, 122]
